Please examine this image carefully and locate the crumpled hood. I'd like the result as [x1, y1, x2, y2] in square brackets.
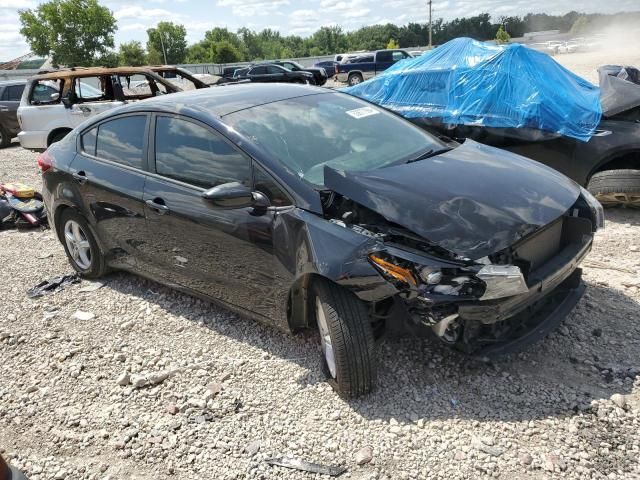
[324, 139, 581, 259]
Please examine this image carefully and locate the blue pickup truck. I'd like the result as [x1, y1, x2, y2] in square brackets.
[335, 49, 413, 86]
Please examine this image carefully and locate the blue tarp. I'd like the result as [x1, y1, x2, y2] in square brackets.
[342, 37, 602, 142]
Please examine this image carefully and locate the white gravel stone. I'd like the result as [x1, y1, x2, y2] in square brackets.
[1, 145, 640, 480]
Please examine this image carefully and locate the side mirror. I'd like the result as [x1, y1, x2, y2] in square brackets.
[202, 182, 271, 210]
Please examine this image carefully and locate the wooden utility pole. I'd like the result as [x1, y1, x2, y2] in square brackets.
[428, 0, 433, 48]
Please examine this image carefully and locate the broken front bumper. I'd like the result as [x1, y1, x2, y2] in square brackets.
[403, 235, 591, 355]
[459, 237, 591, 355]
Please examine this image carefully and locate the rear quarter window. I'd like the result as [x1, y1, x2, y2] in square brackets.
[30, 79, 64, 105]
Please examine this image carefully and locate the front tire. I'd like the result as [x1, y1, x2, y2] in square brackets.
[0, 125, 10, 148]
[588, 169, 640, 207]
[58, 210, 108, 278]
[311, 279, 377, 398]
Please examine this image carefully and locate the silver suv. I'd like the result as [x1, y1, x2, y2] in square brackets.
[17, 66, 202, 151]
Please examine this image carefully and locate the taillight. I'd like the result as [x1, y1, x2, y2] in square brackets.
[335, 65, 339, 74]
[37, 150, 53, 173]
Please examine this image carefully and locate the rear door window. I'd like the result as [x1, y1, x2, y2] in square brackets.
[392, 51, 408, 62]
[2, 85, 24, 101]
[267, 65, 284, 74]
[154, 116, 251, 189]
[74, 76, 107, 101]
[96, 115, 147, 169]
[250, 66, 267, 75]
[376, 51, 392, 62]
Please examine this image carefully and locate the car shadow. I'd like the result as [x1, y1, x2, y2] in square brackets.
[604, 206, 640, 226]
[103, 270, 639, 424]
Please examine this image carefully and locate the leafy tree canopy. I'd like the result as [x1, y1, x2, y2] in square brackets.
[19, 0, 116, 67]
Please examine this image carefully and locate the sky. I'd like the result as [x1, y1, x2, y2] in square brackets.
[1, 0, 639, 60]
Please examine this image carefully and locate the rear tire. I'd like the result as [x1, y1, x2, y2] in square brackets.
[58, 209, 108, 278]
[311, 278, 377, 398]
[0, 125, 10, 148]
[588, 169, 640, 207]
[348, 73, 364, 86]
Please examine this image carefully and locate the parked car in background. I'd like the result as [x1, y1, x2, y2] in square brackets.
[314, 60, 339, 78]
[336, 49, 413, 86]
[151, 65, 218, 89]
[334, 52, 365, 63]
[232, 64, 315, 84]
[221, 66, 247, 79]
[17, 67, 182, 151]
[564, 40, 582, 53]
[0, 80, 25, 148]
[41, 83, 601, 398]
[528, 42, 559, 55]
[259, 60, 328, 86]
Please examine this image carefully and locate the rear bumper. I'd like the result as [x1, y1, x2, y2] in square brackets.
[336, 72, 348, 83]
[18, 130, 48, 150]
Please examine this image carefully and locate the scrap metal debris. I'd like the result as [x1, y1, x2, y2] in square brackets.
[27, 274, 80, 298]
[265, 457, 347, 476]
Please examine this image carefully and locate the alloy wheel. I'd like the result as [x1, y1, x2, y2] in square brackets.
[315, 297, 337, 378]
[63, 219, 92, 270]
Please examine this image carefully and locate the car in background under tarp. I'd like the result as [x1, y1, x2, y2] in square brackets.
[344, 38, 640, 207]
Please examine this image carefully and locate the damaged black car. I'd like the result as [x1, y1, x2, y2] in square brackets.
[40, 84, 603, 398]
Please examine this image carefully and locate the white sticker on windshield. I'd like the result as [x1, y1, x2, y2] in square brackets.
[346, 107, 380, 119]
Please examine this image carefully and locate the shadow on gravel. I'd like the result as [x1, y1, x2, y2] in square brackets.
[603, 207, 640, 227]
[104, 262, 639, 425]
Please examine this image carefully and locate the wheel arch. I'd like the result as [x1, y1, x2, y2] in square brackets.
[588, 150, 640, 181]
[47, 127, 72, 146]
[287, 272, 330, 332]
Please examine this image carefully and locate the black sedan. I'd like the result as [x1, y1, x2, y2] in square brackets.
[264, 60, 328, 86]
[39, 84, 603, 398]
[234, 64, 315, 84]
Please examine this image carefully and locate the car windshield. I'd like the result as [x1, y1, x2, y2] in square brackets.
[224, 92, 445, 187]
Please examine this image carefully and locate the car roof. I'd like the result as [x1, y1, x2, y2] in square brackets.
[32, 65, 185, 80]
[109, 82, 332, 118]
[0, 79, 26, 86]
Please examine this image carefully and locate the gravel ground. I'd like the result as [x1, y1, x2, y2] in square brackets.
[2, 107, 640, 479]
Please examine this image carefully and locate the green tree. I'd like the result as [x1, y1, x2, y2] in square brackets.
[213, 40, 242, 63]
[386, 38, 400, 49]
[185, 42, 212, 64]
[119, 41, 146, 66]
[94, 51, 118, 67]
[495, 25, 510, 44]
[19, 0, 116, 67]
[146, 22, 187, 64]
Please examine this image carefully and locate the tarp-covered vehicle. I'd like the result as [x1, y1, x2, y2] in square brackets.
[344, 38, 640, 207]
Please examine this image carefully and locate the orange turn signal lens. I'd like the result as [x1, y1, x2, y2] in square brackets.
[369, 253, 417, 286]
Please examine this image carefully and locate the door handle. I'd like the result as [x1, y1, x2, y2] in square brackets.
[72, 171, 87, 184]
[71, 106, 92, 115]
[146, 199, 170, 215]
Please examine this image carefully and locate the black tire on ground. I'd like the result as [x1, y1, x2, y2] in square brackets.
[587, 169, 640, 207]
[57, 209, 108, 278]
[48, 130, 70, 146]
[0, 124, 11, 148]
[310, 278, 377, 398]
[348, 73, 364, 86]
